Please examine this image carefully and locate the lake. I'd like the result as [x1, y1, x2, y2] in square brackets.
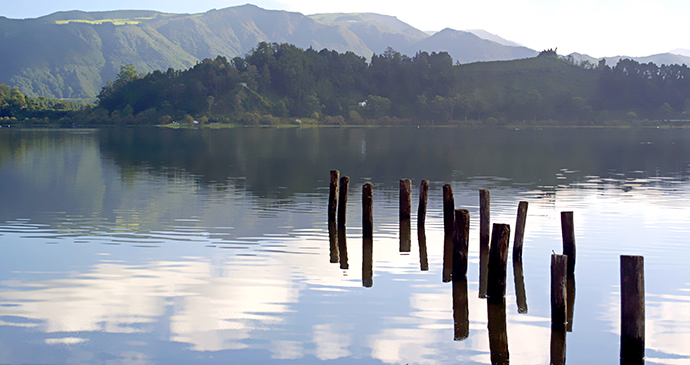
[0, 127, 689, 364]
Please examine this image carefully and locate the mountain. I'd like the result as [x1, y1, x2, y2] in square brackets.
[308, 12, 429, 55]
[567, 52, 690, 67]
[465, 29, 522, 47]
[0, 5, 375, 99]
[405, 28, 537, 64]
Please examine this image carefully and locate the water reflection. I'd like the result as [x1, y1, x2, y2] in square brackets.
[452, 277, 469, 341]
[488, 299, 509, 364]
[550, 326, 567, 365]
[418, 227, 429, 271]
[328, 221, 338, 264]
[337, 226, 349, 270]
[513, 257, 528, 314]
[0, 128, 690, 364]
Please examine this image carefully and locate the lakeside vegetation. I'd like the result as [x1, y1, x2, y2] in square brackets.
[2, 44, 690, 128]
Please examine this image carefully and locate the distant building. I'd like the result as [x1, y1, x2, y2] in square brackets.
[358, 100, 367, 107]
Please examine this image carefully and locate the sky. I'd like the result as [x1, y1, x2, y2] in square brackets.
[2, 0, 690, 58]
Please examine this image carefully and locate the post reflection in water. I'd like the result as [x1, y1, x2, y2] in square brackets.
[337, 225, 349, 270]
[443, 234, 453, 282]
[487, 298, 509, 365]
[328, 220, 339, 264]
[567, 277, 576, 332]
[418, 227, 429, 271]
[513, 257, 528, 314]
[550, 326, 567, 365]
[362, 237, 373, 288]
[452, 276, 469, 341]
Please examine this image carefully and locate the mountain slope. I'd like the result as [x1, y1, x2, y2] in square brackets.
[308, 12, 428, 55]
[465, 29, 522, 47]
[405, 28, 537, 64]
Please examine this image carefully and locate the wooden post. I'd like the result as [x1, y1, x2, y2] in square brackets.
[561, 211, 576, 277]
[452, 209, 470, 280]
[443, 185, 455, 236]
[400, 179, 412, 221]
[453, 276, 469, 341]
[328, 170, 340, 222]
[487, 223, 510, 302]
[337, 176, 349, 229]
[487, 298, 509, 364]
[512, 201, 528, 259]
[418, 227, 429, 271]
[362, 183, 373, 240]
[417, 180, 429, 271]
[479, 189, 491, 298]
[336, 176, 349, 269]
[400, 220, 411, 253]
[443, 184, 454, 282]
[417, 180, 429, 229]
[362, 183, 374, 288]
[513, 257, 528, 313]
[551, 254, 568, 330]
[621, 255, 645, 362]
[399, 180, 411, 253]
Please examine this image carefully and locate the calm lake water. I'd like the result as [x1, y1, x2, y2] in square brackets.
[0, 127, 689, 364]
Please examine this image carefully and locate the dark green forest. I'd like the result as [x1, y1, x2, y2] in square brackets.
[3, 43, 690, 127]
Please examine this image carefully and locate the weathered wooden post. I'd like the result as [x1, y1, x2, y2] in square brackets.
[453, 276, 469, 341]
[551, 254, 568, 330]
[362, 183, 374, 288]
[512, 201, 528, 259]
[479, 189, 491, 298]
[417, 180, 429, 271]
[400, 179, 412, 253]
[400, 179, 412, 221]
[417, 180, 429, 229]
[487, 298, 509, 364]
[363, 183, 373, 240]
[621, 255, 645, 362]
[443, 184, 455, 236]
[337, 176, 349, 229]
[336, 176, 349, 269]
[487, 223, 510, 303]
[452, 209, 470, 280]
[561, 211, 576, 277]
[443, 184, 454, 282]
[513, 257, 528, 313]
[328, 170, 340, 222]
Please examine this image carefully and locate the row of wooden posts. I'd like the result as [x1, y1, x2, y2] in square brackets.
[328, 170, 645, 363]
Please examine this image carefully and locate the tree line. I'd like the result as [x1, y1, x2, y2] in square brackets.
[4, 42, 690, 126]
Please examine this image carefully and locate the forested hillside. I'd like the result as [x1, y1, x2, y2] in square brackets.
[77, 45, 690, 126]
